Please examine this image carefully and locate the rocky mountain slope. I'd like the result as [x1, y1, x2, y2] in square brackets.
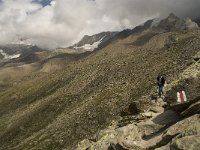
[0, 47, 91, 93]
[0, 14, 200, 150]
[71, 19, 154, 52]
[72, 13, 199, 53]
[77, 54, 200, 149]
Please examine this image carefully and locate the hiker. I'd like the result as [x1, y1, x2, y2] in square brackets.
[157, 75, 166, 97]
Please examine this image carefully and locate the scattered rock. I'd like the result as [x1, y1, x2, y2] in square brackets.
[108, 143, 128, 150]
[141, 112, 153, 118]
[171, 135, 200, 150]
[137, 123, 164, 138]
[77, 139, 92, 150]
[155, 143, 170, 150]
[150, 106, 164, 113]
[151, 94, 158, 100]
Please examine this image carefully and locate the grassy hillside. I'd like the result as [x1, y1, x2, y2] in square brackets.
[0, 49, 90, 92]
[0, 29, 200, 150]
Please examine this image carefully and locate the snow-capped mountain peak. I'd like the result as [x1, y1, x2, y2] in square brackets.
[0, 49, 21, 60]
[72, 31, 118, 51]
[74, 36, 105, 51]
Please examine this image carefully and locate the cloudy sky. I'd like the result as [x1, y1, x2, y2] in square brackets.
[0, 0, 199, 49]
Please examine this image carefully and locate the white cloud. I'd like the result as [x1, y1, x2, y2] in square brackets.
[0, 0, 199, 49]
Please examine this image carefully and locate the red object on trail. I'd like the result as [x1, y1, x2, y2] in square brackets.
[177, 90, 187, 103]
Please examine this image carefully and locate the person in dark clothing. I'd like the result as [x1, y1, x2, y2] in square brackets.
[157, 75, 166, 97]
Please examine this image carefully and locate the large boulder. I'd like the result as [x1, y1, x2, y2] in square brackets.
[121, 102, 141, 116]
[151, 114, 200, 150]
[76, 123, 141, 150]
[162, 114, 199, 139]
[171, 135, 200, 150]
[170, 121, 200, 149]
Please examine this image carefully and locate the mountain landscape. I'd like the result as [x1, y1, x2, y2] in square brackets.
[72, 32, 118, 51]
[0, 13, 200, 150]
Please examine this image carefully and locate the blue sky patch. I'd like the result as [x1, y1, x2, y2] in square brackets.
[32, 0, 53, 7]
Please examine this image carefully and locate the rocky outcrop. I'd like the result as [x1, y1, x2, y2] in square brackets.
[157, 13, 199, 31]
[140, 113, 200, 150]
[77, 100, 200, 150]
[154, 114, 200, 150]
[77, 72, 200, 150]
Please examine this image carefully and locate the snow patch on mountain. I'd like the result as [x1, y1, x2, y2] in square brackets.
[74, 36, 105, 51]
[0, 49, 21, 59]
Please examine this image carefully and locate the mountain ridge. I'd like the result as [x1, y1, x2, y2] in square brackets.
[71, 13, 198, 53]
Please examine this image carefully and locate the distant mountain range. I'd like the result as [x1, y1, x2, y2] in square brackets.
[0, 13, 199, 66]
[0, 44, 43, 65]
[0, 13, 199, 57]
[72, 13, 199, 51]
[0, 44, 42, 56]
